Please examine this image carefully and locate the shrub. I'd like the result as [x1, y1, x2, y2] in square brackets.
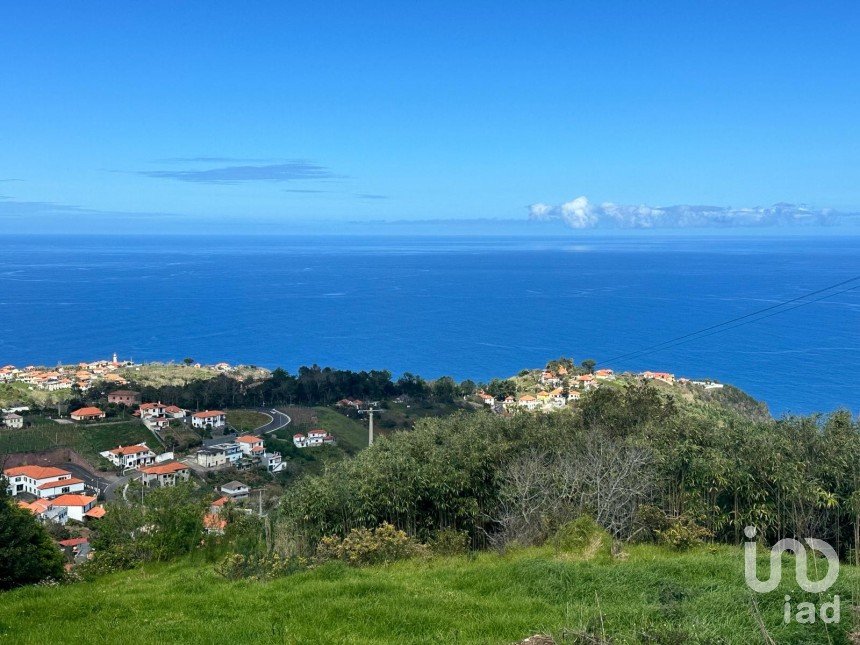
[550, 516, 611, 561]
[315, 523, 426, 566]
[428, 528, 470, 556]
[657, 516, 712, 550]
[214, 552, 307, 581]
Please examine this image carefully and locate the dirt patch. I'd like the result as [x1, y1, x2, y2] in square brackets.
[1, 448, 95, 472]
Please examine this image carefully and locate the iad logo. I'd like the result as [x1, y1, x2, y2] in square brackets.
[744, 526, 841, 624]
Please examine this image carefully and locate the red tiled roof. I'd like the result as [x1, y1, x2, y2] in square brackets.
[140, 461, 188, 475]
[4, 465, 70, 480]
[51, 494, 96, 507]
[84, 506, 106, 519]
[236, 435, 262, 443]
[71, 406, 104, 417]
[38, 477, 84, 490]
[58, 537, 89, 547]
[193, 410, 225, 418]
[109, 444, 151, 456]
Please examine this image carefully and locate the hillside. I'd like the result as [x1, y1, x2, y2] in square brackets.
[0, 545, 856, 644]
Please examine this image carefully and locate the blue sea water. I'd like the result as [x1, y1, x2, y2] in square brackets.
[0, 234, 857, 416]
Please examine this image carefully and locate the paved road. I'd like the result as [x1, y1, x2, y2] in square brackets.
[58, 462, 112, 497]
[256, 408, 291, 435]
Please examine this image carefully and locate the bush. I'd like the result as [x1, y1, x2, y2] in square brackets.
[315, 523, 426, 566]
[214, 552, 307, 581]
[657, 516, 712, 550]
[428, 528, 469, 556]
[550, 516, 611, 561]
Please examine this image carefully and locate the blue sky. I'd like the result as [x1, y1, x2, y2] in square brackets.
[1, 2, 858, 233]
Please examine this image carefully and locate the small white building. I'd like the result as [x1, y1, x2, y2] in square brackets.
[220, 480, 250, 499]
[2, 412, 23, 428]
[191, 410, 227, 430]
[195, 442, 242, 468]
[50, 494, 98, 522]
[236, 435, 265, 456]
[100, 444, 156, 469]
[517, 395, 539, 411]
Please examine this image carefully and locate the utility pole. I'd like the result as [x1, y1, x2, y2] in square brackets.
[359, 406, 383, 447]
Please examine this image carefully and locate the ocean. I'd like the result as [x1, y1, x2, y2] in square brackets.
[0, 233, 857, 416]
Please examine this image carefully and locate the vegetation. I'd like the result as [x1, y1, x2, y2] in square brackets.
[0, 418, 153, 464]
[224, 409, 269, 433]
[1, 544, 858, 643]
[0, 489, 65, 590]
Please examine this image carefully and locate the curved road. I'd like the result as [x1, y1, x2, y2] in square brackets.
[255, 408, 291, 435]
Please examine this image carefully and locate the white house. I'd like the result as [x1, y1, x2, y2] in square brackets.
[306, 428, 335, 446]
[50, 494, 98, 522]
[138, 402, 166, 419]
[191, 410, 227, 430]
[642, 371, 675, 384]
[139, 461, 191, 487]
[594, 369, 615, 381]
[3, 465, 86, 498]
[236, 435, 265, 456]
[100, 444, 156, 469]
[478, 392, 495, 406]
[517, 395, 539, 411]
[263, 451, 285, 473]
[2, 412, 23, 428]
[18, 498, 68, 525]
[220, 480, 250, 499]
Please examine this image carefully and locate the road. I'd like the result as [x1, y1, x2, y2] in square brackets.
[255, 408, 291, 435]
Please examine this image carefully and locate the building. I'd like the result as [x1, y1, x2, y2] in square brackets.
[3, 465, 86, 498]
[567, 390, 582, 402]
[2, 412, 23, 428]
[139, 461, 190, 487]
[263, 451, 285, 473]
[220, 480, 250, 499]
[100, 444, 156, 469]
[138, 402, 167, 419]
[18, 499, 68, 524]
[594, 369, 615, 380]
[517, 395, 539, 411]
[50, 494, 98, 522]
[163, 405, 187, 419]
[70, 406, 106, 421]
[642, 371, 675, 384]
[195, 442, 242, 468]
[191, 410, 227, 430]
[478, 392, 495, 406]
[306, 428, 335, 446]
[236, 435, 264, 456]
[107, 390, 141, 406]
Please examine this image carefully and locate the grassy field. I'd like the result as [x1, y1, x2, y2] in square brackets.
[0, 418, 153, 464]
[1, 545, 857, 643]
[276, 406, 368, 453]
[226, 409, 271, 433]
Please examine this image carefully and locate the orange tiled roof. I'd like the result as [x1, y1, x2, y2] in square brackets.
[71, 406, 104, 416]
[51, 494, 96, 507]
[193, 410, 225, 418]
[38, 477, 84, 490]
[236, 435, 262, 443]
[109, 444, 151, 456]
[84, 506, 106, 519]
[140, 461, 188, 475]
[4, 465, 70, 480]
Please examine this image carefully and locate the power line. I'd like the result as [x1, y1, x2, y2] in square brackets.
[598, 276, 860, 366]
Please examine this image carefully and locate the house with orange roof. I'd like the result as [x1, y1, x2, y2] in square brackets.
[517, 394, 539, 411]
[18, 498, 69, 524]
[70, 406, 106, 421]
[594, 368, 615, 380]
[3, 465, 85, 498]
[642, 371, 675, 384]
[138, 402, 167, 419]
[236, 435, 264, 456]
[567, 390, 582, 402]
[139, 461, 190, 487]
[99, 443, 156, 469]
[203, 513, 227, 534]
[478, 391, 495, 406]
[51, 494, 98, 522]
[540, 371, 561, 386]
[191, 410, 226, 429]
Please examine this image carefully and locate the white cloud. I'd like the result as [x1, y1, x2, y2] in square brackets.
[527, 197, 860, 229]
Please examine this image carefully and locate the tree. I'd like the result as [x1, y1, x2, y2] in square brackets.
[0, 488, 65, 589]
[183, 357, 195, 366]
[581, 359, 596, 373]
[485, 378, 516, 401]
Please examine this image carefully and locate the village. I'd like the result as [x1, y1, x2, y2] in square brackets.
[1, 353, 727, 569]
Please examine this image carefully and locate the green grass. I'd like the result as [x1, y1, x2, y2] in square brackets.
[226, 409, 271, 433]
[1, 545, 857, 644]
[275, 406, 368, 454]
[0, 419, 153, 464]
